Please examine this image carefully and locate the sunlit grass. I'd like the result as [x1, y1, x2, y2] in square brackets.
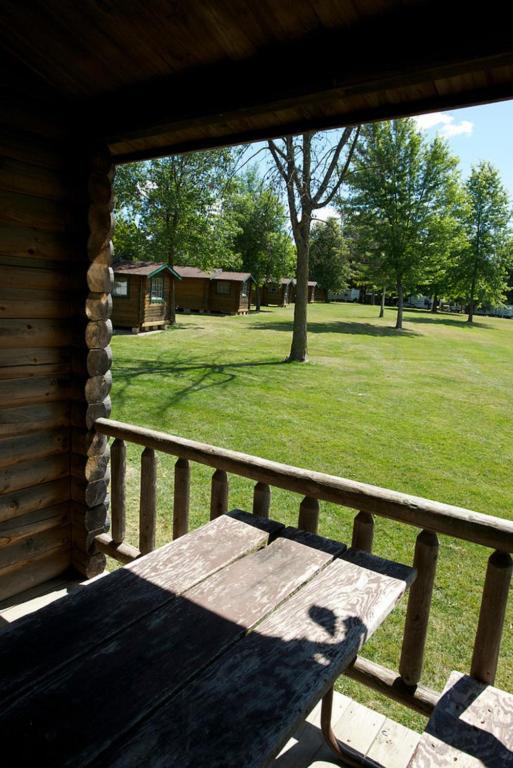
[110, 302, 513, 730]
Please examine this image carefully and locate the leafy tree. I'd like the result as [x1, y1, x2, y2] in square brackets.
[453, 162, 512, 323]
[309, 217, 351, 301]
[268, 128, 360, 361]
[342, 119, 460, 329]
[113, 150, 240, 269]
[229, 171, 294, 310]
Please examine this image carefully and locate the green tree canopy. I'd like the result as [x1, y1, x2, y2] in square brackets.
[452, 161, 512, 322]
[341, 119, 460, 329]
[309, 217, 351, 300]
[228, 170, 294, 309]
[113, 150, 241, 270]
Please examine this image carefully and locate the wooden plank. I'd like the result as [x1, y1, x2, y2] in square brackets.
[101, 554, 415, 768]
[0, 547, 71, 603]
[1, 535, 344, 766]
[0, 318, 72, 348]
[0, 401, 69, 437]
[0, 514, 269, 708]
[331, 699, 386, 757]
[409, 672, 513, 767]
[0, 454, 69, 495]
[276, 693, 351, 768]
[0, 374, 70, 404]
[0, 223, 75, 262]
[366, 717, 420, 768]
[95, 418, 513, 552]
[0, 523, 71, 574]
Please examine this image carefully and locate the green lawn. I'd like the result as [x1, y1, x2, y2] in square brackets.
[110, 302, 513, 730]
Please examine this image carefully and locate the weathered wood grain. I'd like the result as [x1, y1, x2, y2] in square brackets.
[298, 495, 320, 534]
[173, 457, 190, 539]
[1, 535, 342, 766]
[0, 430, 69, 469]
[95, 418, 513, 551]
[210, 467, 228, 519]
[139, 447, 157, 554]
[0, 515, 269, 708]
[409, 671, 513, 767]
[352, 510, 374, 552]
[0, 479, 69, 524]
[253, 480, 271, 517]
[110, 438, 126, 544]
[101, 554, 414, 768]
[0, 504, 69, 548]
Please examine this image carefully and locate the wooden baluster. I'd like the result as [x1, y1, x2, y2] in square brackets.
[210, 469, 228, 519]
[352, 511, 374, 552]
[399, 529, 439, 687]
[298, 496, 319, 534]
[173, 458, 190, 539]
[139, 447, 157, 555]
[252, 482, 271, 518]
[471, 549, 513, 684]
[110, 438, 126, 544]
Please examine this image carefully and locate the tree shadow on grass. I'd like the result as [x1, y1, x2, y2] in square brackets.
[403, 313, 492, 329]
[250, 320, 419, 337]
[112, 354, 286, 411]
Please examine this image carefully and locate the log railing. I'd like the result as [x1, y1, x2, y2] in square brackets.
[94, 417, 513, 717]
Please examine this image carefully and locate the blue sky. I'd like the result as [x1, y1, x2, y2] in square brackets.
[413, 100, 513, 197]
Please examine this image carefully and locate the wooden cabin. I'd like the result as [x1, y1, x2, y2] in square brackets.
[262, 278, 293, 307]
[314, 286, 328, 302]
[2, 3, 513, 765]
[174, 266, 212, 313]
[174, 267, 253, 314]
[111, 262, 182, 332]
[209, 271, 253, 315]
[290, 280, 318, 303]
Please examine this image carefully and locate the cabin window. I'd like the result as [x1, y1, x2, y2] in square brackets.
[112, 277, 129, 297]
[216, 281, 231, 295]
[241, 280, 249, 298]
[150, 276, 164, 303]
[268, 285, 277, 294]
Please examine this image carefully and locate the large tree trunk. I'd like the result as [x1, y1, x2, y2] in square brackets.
[255, 285, 261, 312]
[379, 285, 386, 318]
[288, 231, 309, 362]
[395, 281, 404, 329]
[467, 300, 475, 324]
[431, 293, 438, 313]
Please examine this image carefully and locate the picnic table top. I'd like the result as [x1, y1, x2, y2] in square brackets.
[0, 510, 415, 768]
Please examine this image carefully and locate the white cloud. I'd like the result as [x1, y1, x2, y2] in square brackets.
[414, 112, 473, 139]
[315, 206, 339, 223]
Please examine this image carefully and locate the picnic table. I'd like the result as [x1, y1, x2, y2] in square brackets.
[0, 510, 415, 768]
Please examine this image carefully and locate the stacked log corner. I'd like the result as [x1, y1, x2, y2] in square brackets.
[70, 147, 114, 579]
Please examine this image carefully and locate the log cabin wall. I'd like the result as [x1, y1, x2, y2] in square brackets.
[175, 277, 210, 312]
[142, 273, 172, 327]
[0, 89, 111, 600]
[111, 275, 142, 329]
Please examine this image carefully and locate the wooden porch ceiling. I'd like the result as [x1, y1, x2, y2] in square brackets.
[2, 1, 513, 161]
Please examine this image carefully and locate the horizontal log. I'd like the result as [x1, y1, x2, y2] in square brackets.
[87, 211, 113, 258]
[0, 318, 72, 348]
[0, 156, 70, 200]
[70, 502, 109, 533]
[0, 401, 69, 437]
[0, 190, 70, 233]
[0, 346, 69, 370]
[0, 523, 71, 574]
[71, 475, 110, 509]
[0, 504, 69, 548]
[87, 263, 114, 293]
[88, 241, 113, 266]
[86, 346, 112, 377]
[95, 418, 513, 551]
[85, 292, 112, 321]
[85, 319, 112, 350]
[0, 454, 69, 495]
[345, 655, 439, 717]
[0, 263, 77, 292]
[0, 295, 74, 320]
[0, 374, 70, 404]
[86, 398, 112, 430]
[71, 448, 111, 483]
[0, 129, 64, 172]
[0, 547, 71, 603]
[0, 430, 69, 469]
[0, 223, 76, 262]
[0, 479, 69, 523]
[71, 428, 108, 458]
[71, 547, 106, 580]
[85, 371, 112, 404]
[94, 533, 140, 564]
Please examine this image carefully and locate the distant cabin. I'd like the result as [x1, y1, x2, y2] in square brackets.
[111, 262, 182, 332]
[290, 280, 317, 303]
[262, 278, 293, 307]
[314, 286, 328, 302]
[174, 267, 254, 315]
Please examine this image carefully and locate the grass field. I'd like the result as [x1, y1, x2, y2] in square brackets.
[110, 302, 513, 730]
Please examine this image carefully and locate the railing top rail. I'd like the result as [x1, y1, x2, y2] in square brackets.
[95, 418, 513, 552]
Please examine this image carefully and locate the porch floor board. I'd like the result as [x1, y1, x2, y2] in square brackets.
[0, 578, 420, 767]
